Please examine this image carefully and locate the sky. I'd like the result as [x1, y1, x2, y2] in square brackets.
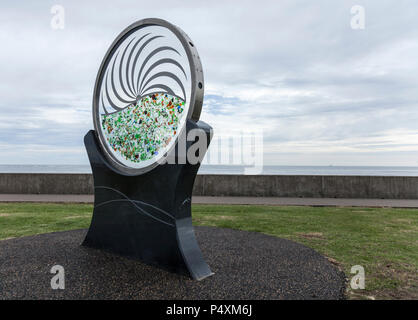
[0, 0, 417, 166]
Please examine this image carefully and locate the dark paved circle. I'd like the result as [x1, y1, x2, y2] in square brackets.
[0, 227, 346, 300]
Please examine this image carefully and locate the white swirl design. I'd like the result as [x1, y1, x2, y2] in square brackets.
[99, 27, 190, 114]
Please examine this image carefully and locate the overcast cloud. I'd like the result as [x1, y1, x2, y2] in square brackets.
[0, 0, 417, 166]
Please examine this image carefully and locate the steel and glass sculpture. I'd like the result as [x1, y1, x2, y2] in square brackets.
[83, 18, 213, 280]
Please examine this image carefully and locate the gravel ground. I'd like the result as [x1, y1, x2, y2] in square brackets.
[0, 227, 346, 300]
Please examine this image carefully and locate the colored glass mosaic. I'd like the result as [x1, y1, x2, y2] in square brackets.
[101, 93, 185, 163]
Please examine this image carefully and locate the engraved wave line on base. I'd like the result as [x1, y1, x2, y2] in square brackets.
[95, 186, 175, 227]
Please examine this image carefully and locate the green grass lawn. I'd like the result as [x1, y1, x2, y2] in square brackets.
[0, 203, 417, 300]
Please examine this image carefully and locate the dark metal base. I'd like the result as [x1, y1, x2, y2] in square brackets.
[82, 120, 213, 280]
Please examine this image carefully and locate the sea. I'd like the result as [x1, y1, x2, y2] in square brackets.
[0, 165, 417, 176]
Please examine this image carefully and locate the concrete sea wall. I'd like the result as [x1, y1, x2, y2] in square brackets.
[0, 174, 417, 199]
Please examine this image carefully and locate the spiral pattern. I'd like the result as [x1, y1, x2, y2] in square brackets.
[99, 31, 188, 114]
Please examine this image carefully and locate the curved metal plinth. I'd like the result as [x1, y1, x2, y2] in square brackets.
[82, 120, 213, 280]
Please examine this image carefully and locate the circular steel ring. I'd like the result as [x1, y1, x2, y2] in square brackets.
[92, 18, 204, 175]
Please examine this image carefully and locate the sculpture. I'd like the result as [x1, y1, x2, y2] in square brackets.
[83, 18, 213, 280]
